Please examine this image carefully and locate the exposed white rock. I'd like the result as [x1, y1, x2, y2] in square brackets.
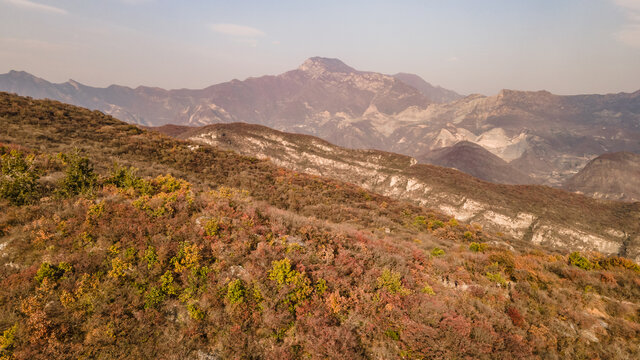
[605, 229, 626, 238]
[187, 127, 634, 257]
[480, 211, 535, 238]
[532, 225, 621, 254]
[438, 199, 486, 222]
[580, 330, 599, 343]
[406, 179, 422, 192]
[475, 128, 528, 161]
[428, 126, 528, 162]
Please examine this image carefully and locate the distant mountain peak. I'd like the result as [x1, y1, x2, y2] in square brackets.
[419, 140, 535, 185]
[564, 151, 640, 202]
[6, 70, 35, 79]
[298, 57, 357, 76]
[2, 70, 49, 86]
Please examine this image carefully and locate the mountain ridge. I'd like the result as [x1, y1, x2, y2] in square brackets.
[148, 121, 640, 262]
[392, 72, 463, 103]
[2, 59, 639, 188]
[419, 141, 535, 185]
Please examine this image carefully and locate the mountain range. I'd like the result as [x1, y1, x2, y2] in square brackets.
[1, 57, 639, 189]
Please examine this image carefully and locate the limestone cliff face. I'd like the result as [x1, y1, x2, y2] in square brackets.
[167, 123, 640, 261]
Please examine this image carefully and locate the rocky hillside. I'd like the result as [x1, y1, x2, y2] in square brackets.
[2, 61, 639, 187]
[2, 92, 640, 360]
[166, 122, 640, 262]
[565, 152, 640, 202]
[419, 141, 535, 185]
[388, 89, 640, 186]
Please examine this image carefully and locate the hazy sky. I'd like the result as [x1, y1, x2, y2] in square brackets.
[1, 0, 639, 95]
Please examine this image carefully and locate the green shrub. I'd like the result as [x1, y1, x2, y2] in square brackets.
[171, 241, 201, 272]
[431, 247, 445, 257]
[34, 262, 71, 283]
[105, 164, 151, 194]
[377, 269, 410, 295]
[226, 279, 246, 305]
[268, 258, 295, 285]
[0, 324, 17, 352]
[595, 256, 640, 273]
[429, 220, 444, 230]
[187, 304, 205, 320]
[124, 247, 137, 261]
[160, 271, 178, 296]
[463, 231, 473, 239]
[486, 272, 507, 287]
[569, 252, 593, 270]
[421, 284, 435, 295]
[144, 246, 158, 269]
[155, 174, 187, 193]
[57, 152, 97, 197]
[412, 215, 427, 229]
[144, 286, 165, 309]
[469, 242, 488, 252]
[268, 258, 313, 310]
[204, 218, 220, 237]
[315, 278, 327, 295]
[252, 287, 264, 307]
[384, 329, 400, 341]
[0, 150, 41, 205]
[179, 265, 210, 303]
[108, 258, 129, 279]
[86, 202, 104, 220]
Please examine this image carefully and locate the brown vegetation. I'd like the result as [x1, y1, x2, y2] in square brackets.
[0, 92, 639, 359]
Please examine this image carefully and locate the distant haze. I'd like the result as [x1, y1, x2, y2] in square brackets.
[1, 0, 639, 95]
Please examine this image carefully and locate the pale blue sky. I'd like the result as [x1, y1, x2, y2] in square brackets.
[1, 0, 639, 95]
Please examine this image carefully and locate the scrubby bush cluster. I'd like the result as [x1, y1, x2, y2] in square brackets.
[1, 151, 638, 359]
[0, 93, 639, 359]
[0, 146, 98, 205]
[0, 149, 40, 205]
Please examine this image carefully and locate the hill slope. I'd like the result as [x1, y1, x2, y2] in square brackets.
[565, 152, 640, 202]
[419, 141, 535, 185]
[168, 122, 640, 261]
[1, 92, 640, 359]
